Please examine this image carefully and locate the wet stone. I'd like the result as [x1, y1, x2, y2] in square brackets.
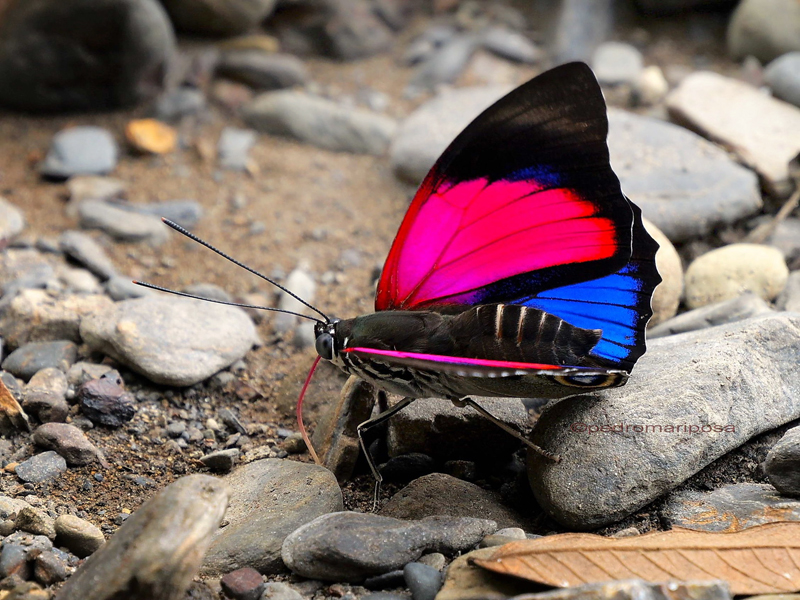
[40, 127, 118, 180]
[663, 483, 800, 532]
[54, 515, 105, 558]
[404, 562, 442, 600]
[77, 371, 136, 428]
[2, 342, 78, 381]
[765, 426, 800, 496]
[33, 423, 102, 466]
[220, 567, 264, 600]
[281, 512, 496, 582]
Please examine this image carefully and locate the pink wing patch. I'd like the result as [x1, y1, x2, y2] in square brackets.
[343, 347, 561, 371]
[376, 177, 619, 311]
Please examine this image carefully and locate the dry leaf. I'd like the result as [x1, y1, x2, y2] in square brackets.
[0, 377, 30, 432]
[473, 522, 800, 595]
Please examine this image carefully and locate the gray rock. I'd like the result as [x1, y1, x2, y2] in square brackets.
[57, 475, 229, 600]
[767, 217, 800, 262]
[281, 512, 496, 582]
[764, 426, 800, 496]
[591, 42, 644, 86]
[218, 127, 257, 171]
[404, 562, 441, 600]
[33, 549, 67, 585]
[479, 27, 541, 64]
[54, 514, 105, 558]
[0, 544, 30, 579]
[0, 198, 25, 243]
[390, 85, 508, 183]
[78, 201, 167, 245]
[33, 423, 102, 466]
[407, 35, 478, 94]
[0, 289, 114, 348]
[511, 580, 732, 600]
[66, 362, 113, 387]
[663, 483, 800, 531]
[160, 0, 277, 36]
[59, 230, 117, 280]
[40, 127, 118, 180]
[386, 397, 529, 463]
[684, 244, 788, 309]
[727, 0, 800, 63]
[273, 267, 316, 333]
[2, 341, 78, 381]
[243, 91, 397, 155]
[59, 267, 103, 294]
[200, 448, 240, 473]
[528, 312, 800, 529]
[551, 0, 613, 64]
[105, 276, 152, 301]
[608, 109, 762, 242]
[183, 283, 233, 303]
[778, 271, 800, 312]
[402, 25, 457, 66]
[66, 176, 127, 212]
[667, 71, 800, 198]
[15, 451, 67, 484]
[80, 297, 257, 386]
[380, 473, 535, 531]
[0, 0, 175, 112]
[203, 459, 342, 575]
[105, 199, 203, 230]
[218, 51, 308, 91]
[23, 367, 69, 423]
[15, 506, 56, 539]
[152, 87, 206, 122]
[649, 293, 773, 338]
[260, 582, 304, 600]
[765, 52, 800, 108]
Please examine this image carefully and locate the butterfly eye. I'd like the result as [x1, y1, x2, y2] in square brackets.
[315, 332, 334, 360]
[553, 373, 626, 389]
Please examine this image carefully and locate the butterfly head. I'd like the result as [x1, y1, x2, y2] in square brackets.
[314, 319, 341, 362]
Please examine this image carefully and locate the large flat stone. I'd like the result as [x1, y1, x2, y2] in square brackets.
[528, 312, 800, 529]
[667, 71, 800, 198]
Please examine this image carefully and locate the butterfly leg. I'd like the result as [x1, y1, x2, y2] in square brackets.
[357, 396, 416, 509]
[457, 397, 561, 463]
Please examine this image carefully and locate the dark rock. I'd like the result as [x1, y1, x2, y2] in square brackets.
[379, 453, 436, 483]
[54, 514, 105, 558]
[528, 313, 800, 529]
[33, 550, 67, 585]
[243, 91, 396, 156]
[202, 459, 342, 576]
[404, 562, 441, 600]
[727, 0, 800, 63]
[59, 231, 117, 280]
[23, 367, 69, 423]
[200, 448, 239, 473]
[220, 567, 264, 600]
[648, 293, 772, 338]
[764, 426, 800, 496]
[80, 297, 257, 386]
[364, 570, 405, 590]
[161, 0, 277, 37]
[2, 342, 78, 381]
[217, 51, 308, 90]
[33, 423, 102, 466]
[380, 473, 535, 530]
[663, 483, 800, 532]
[0, 545, 30, 579]
[0, 0, 175, 113]
[15, 452, 66, 484]
[77, 371, 136, 428]
[636, 0, 737, 12]
[57, 475, 229, 600]
[281, 512, 496, 582]
[40, 127, 118, 179]
[311, 376, 376, 482]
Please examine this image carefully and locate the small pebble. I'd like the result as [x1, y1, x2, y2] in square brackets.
[15, 452, 67, 484]
[40, 126, 118, 180]
[33, 550, 67, 585]
[33, 423, 102, 466]
[221, 567, 264, 600]
[2, 341, 78, 381]
[765, 426, 800, 497]
[416, 553, 445, 571]
[54, 514, 105, 558]
[125, 119, 177, 154]
[260, 582, 305, 600]
[15, 506, 56, 539]
[200, 448, 240, 473]
[77, 371, 136, 427]
[403, 562, 442, 600]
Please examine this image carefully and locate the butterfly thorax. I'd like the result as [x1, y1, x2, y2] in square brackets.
[316, 304, 625, 401]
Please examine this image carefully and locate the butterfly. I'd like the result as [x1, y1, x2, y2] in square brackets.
[139, 62, 661, 481]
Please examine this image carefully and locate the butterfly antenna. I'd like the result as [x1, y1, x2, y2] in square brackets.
[160, 218, 330, 323]
[132, 281, 325, 324]
[297, 356, 323, 466]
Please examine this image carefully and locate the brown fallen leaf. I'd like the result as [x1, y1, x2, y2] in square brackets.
[473, 522, 800, 595]
[0, 376, 30, 432]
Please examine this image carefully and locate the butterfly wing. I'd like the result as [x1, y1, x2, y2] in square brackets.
[375, 62, 660, 373]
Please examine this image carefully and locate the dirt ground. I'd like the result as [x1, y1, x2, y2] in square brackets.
[0, 5, 756, 539]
